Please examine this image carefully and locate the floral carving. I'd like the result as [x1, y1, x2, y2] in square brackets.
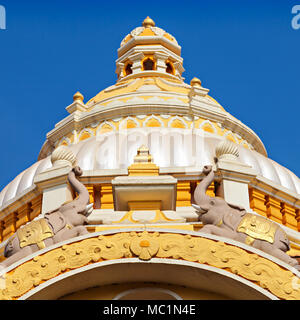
[130, 231, 160, 260]
[0, 231, 299, 300]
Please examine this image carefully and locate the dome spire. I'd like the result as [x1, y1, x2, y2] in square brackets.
[142, 16, 155, 28]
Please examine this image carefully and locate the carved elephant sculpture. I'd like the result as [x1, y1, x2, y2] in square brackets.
[1, 166, 93, 268]
[192, 165, 300, 270]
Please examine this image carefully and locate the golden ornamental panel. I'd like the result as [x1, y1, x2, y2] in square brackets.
[237, 213, 279, 244]
[17, 219, 54, 250]
[0, 231, 299, 300]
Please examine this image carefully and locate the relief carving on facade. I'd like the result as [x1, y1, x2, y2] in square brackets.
[0, 231, 300, 300]
[1, 165, 92, 268]
[193, 165, 300, 270]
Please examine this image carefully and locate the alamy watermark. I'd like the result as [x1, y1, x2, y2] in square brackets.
[292, 5, 300, 30]
[93, 127, 206, 170]
[0, 5, 5, 30]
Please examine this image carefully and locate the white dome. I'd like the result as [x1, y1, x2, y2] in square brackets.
[0, 132, 299, 210]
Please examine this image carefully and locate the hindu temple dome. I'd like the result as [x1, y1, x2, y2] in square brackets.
[0, 17, 300, 300]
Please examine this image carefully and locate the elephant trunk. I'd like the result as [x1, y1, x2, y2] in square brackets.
[68, 166, 90, 206]
[193, 165, 214, 208]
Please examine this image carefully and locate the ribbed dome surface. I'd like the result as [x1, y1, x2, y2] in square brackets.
[120, 17, 178, 47]
[0, 133, 299, 210]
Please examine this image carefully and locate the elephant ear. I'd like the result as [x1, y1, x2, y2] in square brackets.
[222, 212, 238, 230]
[45, 212, 67, 234]
[222, 205, 245, 230]
[279, 239, 290, 252]
[278, 233, 291, 252]
[227, 202, 247, 214]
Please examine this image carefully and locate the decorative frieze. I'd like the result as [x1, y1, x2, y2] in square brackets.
[53, 114, 252, 153]
[1, 231, 300, 300]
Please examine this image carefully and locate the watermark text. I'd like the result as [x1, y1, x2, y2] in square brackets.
[292, 5, 300, 30]
[0, 5, 5, 30]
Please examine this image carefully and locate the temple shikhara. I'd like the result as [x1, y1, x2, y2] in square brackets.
[1, 17, 300, 300]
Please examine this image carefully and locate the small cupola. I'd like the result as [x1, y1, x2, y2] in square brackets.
[115, 17, 185, 81]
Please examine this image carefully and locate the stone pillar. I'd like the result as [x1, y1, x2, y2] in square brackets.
[34, 146, 77, 216]
[249, 188, 267, 217]
[30, 195, 42, 220]
[173, 61, 185, 78]
[0, 221, 4, 242]
[2, 213, 17, 240]
[116, 62, 125, 79]
[16, 203, 31, 229]
[100, 184, 114, 209]
[265, 196, 282, 224]
[86, 185, 95, 207]
[93, 185, 102, 209]
[128, 52, 144, 74]
[153, 52, 168, 73]
[215, 140, 257, 211]
[176, 181, 191, 207]
[281, 203, 298, 230]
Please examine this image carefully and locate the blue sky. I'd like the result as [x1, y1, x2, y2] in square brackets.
[0, 0, 299, 191]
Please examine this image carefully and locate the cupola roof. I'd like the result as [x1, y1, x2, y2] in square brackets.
[120, 17, 179, 50]
[116, 17, 183, 82]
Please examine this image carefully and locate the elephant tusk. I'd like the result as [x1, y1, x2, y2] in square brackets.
[192, 203, 201, 211]
[192, 204, 206, 214]
[85, 203, 94, 216]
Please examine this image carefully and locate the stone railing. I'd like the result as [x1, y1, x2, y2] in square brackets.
[249, 187, 300, 232]
[0, 195, 42, 242]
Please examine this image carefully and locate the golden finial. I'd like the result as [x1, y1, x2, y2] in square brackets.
[142, 16, 155, 28]
[190, 77, 202, 87]
[73, 91, 84, 103]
